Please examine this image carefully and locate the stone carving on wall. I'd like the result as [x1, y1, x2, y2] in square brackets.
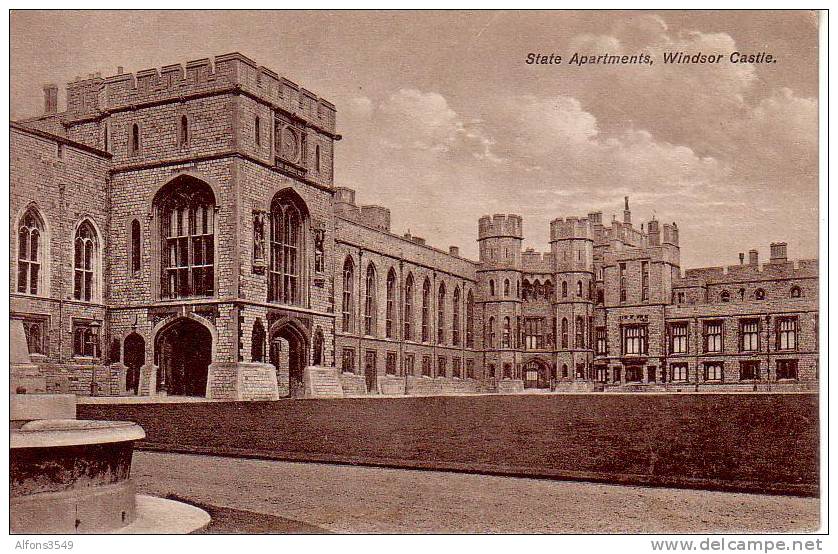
[253, 210, 266, 274]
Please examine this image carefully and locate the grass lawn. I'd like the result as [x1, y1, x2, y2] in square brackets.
[79, 393, 818, 496]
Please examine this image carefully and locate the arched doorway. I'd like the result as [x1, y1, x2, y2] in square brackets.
[269, 322, 308, 398]
[524, 359, 550, 389]
[154, 318, 212, 396]
[123, 332, 145, 395]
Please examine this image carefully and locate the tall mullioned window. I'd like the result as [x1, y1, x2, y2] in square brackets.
[421, 278, 431, 342]
[622, 325, 647, 355]
[670, 323, 688, 354]
[74, 220, 99, 302]
[740, 319, 760, 351]
[437, 283, 446, 344]
[776, 317, 798, 350]
[452, 287, 461, 346]
[404, 274, 414, 340]
[17, 207, 44, 295]
[465, 290, 474, 347]
[341, 257, 354, 333]
[385, 269, 396, 339]
[525, 318, 543, 350]
[561, 318, 568, 349]
[704, 321, 723, 353]
[156, 176, 216, 299]
[487, 317, 496, 349]
[364, 264, 377, 336]
[595, 326, 607, 355]
[269, 193, 306, 305]
[575, 316, 585, 348]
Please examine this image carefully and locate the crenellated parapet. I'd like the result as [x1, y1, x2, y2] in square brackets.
[550, 216, 593, 242]
[478, 214, 523, 240]
[65, 53, 337, 135]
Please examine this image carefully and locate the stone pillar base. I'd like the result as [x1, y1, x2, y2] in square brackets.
[207, 362, 280, 401]
[303, 366, 344, 398]
[139, 364, 157, 396]
[497, 379, 525, 394]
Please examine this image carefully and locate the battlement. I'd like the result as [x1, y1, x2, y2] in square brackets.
[549, 216, 593, 241]
[680, 255, 818, 284]
[478, 214, 523, 240]
[522, 248, 553, 272]
[333, 187, 390, 231]
[64, 53, 337, 134]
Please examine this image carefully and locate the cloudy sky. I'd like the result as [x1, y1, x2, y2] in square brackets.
[10, 11, 820, 268]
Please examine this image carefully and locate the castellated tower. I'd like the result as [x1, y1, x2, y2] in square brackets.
[478, 214, 523, 388]
[550, 216, 595, 381]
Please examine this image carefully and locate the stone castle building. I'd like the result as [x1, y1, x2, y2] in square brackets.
[10, 53, 819, 400]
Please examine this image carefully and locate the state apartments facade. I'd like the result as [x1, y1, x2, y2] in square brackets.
[10, 53, 819, 400]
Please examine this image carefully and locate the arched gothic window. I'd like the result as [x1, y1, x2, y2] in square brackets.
[404, 273, 414, 340]
[130, 219, 141, 273]
[158, 178, 215, 299]
[74, 220, 99, 302]
[487, 317, 496, 349]
[341, 257, 354, 332]
[577, 280, 583, 297]
[252, 319, 266, 363]
[489, 279, 495, 297]
[561, 318, 568, 348]
[17, 207, 45, 295]
[269, 192, 307, 305]
[575, 316, 585, 348]
[466, 290, 475, 348]
[437, 282, 446, 344]
[452, 287, 461, 346]
[386, 269, 396, 339]
[364, 263, 377, 336]
[504, 279, 510, 297]
[562, 281, 568, 298]
[502, 317, 511, 348]
[421, 278, 431, 342]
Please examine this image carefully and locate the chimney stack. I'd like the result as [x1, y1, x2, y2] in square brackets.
[748, 249, 759, 266]
[117, 66, 124, 75]
[623, 196, 632, 225]
[739, 252, 745, 265]
[770, 242, 788, 262]
[43, 84, 58, 115]
[449, 246, 460, 257]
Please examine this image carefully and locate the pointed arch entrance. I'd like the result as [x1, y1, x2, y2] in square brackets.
[154, 317, 212, 396]
[269, 320, 309, 398]
[524, 358, 551, 389]
[123, 332, 145, 395]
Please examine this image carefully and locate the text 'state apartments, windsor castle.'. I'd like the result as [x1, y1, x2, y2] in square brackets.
[10, 53, 819, 400]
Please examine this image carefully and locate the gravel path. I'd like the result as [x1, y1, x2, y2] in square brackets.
[132, 451, 819, 534]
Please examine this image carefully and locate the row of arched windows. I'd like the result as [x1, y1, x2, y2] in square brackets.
[719, 286, 802, 303]
[484, 315, 586, 350]
[16, 205, 101, 302]
[341, 257, 475, 347]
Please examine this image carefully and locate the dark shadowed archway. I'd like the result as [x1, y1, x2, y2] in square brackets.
[269, 320, 309, 398]
[123, 332, 146, 395]
[524, 359, 551, 389]
[154, 318, 212, 396]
